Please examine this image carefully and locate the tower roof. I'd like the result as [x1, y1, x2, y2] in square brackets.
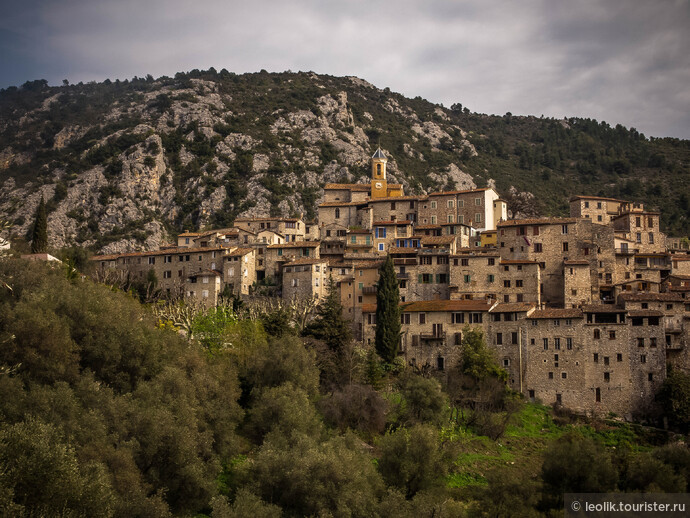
[371, 148, 387, 160]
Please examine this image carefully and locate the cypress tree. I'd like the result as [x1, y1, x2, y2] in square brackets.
[30, 196, 48, 254]
[375, 255, 401, 363]
[303, 275, 352, 351]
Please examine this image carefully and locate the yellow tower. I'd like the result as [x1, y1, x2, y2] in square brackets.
[370, 148, 388, 198]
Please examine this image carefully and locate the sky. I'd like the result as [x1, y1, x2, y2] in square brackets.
[1, 0, 689, 139]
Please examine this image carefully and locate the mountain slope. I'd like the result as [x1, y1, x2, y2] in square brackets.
[1, 70, 688, 253]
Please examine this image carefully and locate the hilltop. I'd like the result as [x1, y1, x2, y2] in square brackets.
[1, 69, 688, 253]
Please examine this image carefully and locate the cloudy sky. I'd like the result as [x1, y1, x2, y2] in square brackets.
[1, 0, 688, 138]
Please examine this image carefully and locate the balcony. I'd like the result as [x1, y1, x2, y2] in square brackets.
[362, 286, 377, 295]
[615, 248, 639, 254]
[397, 272, 410, 280]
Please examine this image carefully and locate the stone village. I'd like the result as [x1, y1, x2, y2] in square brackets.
[93, 149, 690, 420]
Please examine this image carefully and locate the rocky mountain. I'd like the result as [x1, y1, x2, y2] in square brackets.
[1, 69, 688, 253]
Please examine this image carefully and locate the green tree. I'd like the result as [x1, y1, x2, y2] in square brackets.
[541, 433, 618, 509]
[30, 196, 48, 254]
[377, 424, 446, 498]
[658, 368, 690, 432]
[375, 255, 401, 363]
[303, 275, 352, 351]
[396, 372, 447, 425]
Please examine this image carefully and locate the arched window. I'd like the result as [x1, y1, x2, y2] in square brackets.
[376, 163, 382, 174]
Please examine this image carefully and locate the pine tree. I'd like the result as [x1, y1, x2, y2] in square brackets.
[303, 275, 352, 351]
[375, 255, 401, 363]
[30, 196, 48, 254]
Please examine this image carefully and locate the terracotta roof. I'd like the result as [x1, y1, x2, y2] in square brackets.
[489, 302, 537, 313]
[415, 225, 441, 230]
[570, 195, 628, 203]
[234, 217, 300, 222]
[267, 241, 320, 249]
[422, 236, 455, 245]
[226, 247, 254, 257]
[319, 201, 368, 207]
[627, 310, 664, 317]
[671, 256, 690, 261]
[564, 260, 590, 265]
[498, 217, 578, 227]
[284, 258, 327, 266]
[530, 309, 584, 319]
[582, 305, 626, 313]
[373, 220, 412, 225]
[178, 231, 201, 237]
[388, 247, 419, 254]
[362, 300, 493, 313]
[427, 188, 490, 197]
[669, 274, 690, 280]
[620, 293, 683, 302]
[355, 260, 385, 270]
[187, 269, 222, 278]
[93, 254, 120, 261]
[368, 195, 423, 202]
[348, 228, 372, 234]
[324, 183, 371, 191]
[91, 246, 227, 259]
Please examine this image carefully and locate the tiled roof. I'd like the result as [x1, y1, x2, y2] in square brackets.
[498, 217, 578, 227]
[620, 293, 683, 302]
[422, 235, 455, 245]
[324, 183, 371, 191]
[582, 304, 626, 313]
[91, 246, 227, 259]
[671, 256, 690, 261]
[226, 247, 254, 257]
[267, 241, 321, 249]
[530, 309, 584, 319]
[627, 310, 664, 317]
[427, 188, 490, 197]
[570, 195, 628, 203]
[92, 254, 120, 261]
[489, 302, 537, 313]
[284, 258, 327, 266]
[362, 299, 493, 313]
[178, 231, 201, 237]
[348, 228, 372, 234]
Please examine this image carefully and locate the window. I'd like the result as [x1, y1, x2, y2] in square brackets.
[475, 213, 482, 223]
[534, 243, 543, 253]
[419, 313, 426, 324]
[430, 201, 437, 209]
[641, 354, 646, 364]
[496, 333, 503, 345]
[503, 358, 510, 367]
[487, 274, 495, 283]
[554, 338, 561, 350]
[648, 373, 654, 381]
[447, 214, 454, 223]
[563, 242, 569, 252]
[378, 243, 384, 251]
[463, 274, 471, 283]
[637, 337, 645, 347]
[543, 338, 548, 350]
[401, 313, 411, 325]
[594, 353, 599, 363]
[566, 338, 573, 350]
[609, 330, 616, 340]
[604, 356, 610, 366]
[562, 372, 567, 379]
[475, 197, 482, 206]
[648, 232, 654, 244]
[562, 224, 569, 234]
[447, 200, 454, 208]
[516, 280, 523, 287]
[604, 372, 610, 382]
[163, 271, 171, 279]
[431, 216, 437, 224]
[512, 332, 518, 345]
[148, 257, 155, 265]
[504, 280, 511, 288]
[584, 201, 590, 208]
[548, 372, 554, 379]
[451, 312, 465, 324]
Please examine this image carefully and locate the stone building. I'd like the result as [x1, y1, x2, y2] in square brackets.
[223, 247, 256, 296]
[282, 258, 329, 302]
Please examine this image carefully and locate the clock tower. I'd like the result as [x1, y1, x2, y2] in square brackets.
[370, 148, 388, 198]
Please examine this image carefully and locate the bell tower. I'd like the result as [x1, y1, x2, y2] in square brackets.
[371, 148, 387, 198]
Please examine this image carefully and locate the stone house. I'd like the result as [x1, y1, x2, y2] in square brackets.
[417, 188, 503, 231]
[223, 247, 256, 296]
[340, 259, 383, 340]
[233, 217, 307, 242]
[264, 241, 320, 280]
[281, 258, 329, 301]
[185, 269, 222, 306]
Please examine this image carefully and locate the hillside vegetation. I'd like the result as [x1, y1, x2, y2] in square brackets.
[0, 70, 688, 253]
[1, 259, 690, 517]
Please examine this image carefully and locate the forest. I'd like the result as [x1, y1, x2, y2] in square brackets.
[1, 258, 690, 517]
